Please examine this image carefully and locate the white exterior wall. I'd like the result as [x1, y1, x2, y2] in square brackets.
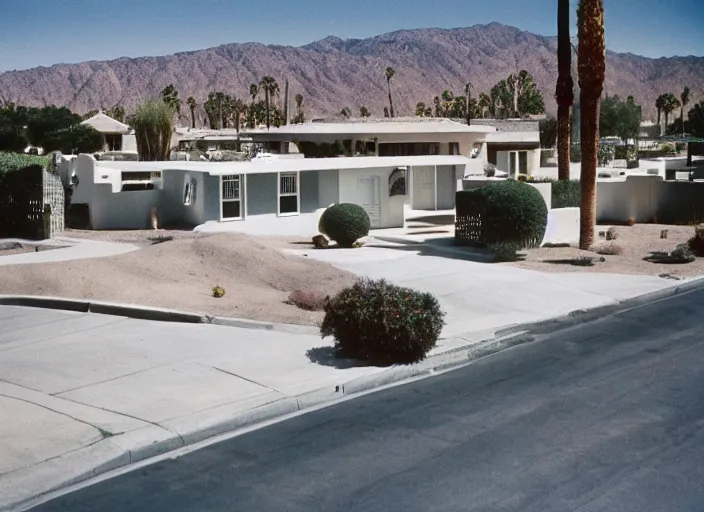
[121, 134, 138, 153]
[195, 210, 325, 237]
[338, 167, 405, 229]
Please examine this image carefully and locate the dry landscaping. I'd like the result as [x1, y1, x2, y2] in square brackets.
[0, 230, 357, 325]
[507, 224, 704, 278]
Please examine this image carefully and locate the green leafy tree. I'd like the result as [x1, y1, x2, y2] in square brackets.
[24, 106, 82, 147]
[539, 116, 558, 148]
[43, 124, 104, 154]
[203, 93, 218, 129]
[132, 100, 174, 161]
[161, 84, 181, 114]
[687, 101, 704, 138]
[105, 105, 125, 123]
[385, 67, 396, 118]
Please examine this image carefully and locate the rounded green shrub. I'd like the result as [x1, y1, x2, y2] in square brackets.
[475, 180, 548, 248]
[320, 278, 445, 365]
[318, 203, 370, 248]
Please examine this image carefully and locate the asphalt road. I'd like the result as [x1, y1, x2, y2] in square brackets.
[32, 287, 704, 512]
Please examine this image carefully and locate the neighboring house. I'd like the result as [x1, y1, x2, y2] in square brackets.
[173, 128, 253, 152]
[470, 119, 541, 178]
[60, 152, 469, 235]
[80, 112, 137, 153]
[242, 118, 496, 209]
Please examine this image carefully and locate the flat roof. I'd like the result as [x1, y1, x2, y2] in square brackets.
[242, 120, 496, 137]
[97, 154, 471, 176]
[485, 131, 540, 144]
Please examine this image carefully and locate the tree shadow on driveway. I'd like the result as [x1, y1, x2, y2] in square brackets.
[305, 346, 362, 369]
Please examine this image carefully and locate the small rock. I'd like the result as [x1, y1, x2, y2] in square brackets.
[312, 234, 329, 249]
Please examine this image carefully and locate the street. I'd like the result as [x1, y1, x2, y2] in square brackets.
[30, 287, 704, 512]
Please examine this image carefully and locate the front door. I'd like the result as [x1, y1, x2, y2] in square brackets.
[412, 166, 435, 210]
[356, 176, 381, 229]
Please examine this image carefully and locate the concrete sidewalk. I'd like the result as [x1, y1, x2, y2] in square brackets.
[0, 237, 139, 266]
[0, 237, 691, 511]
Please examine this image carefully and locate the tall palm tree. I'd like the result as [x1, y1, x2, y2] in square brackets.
[248, 83, 259, 128]
[464, 82, 473, 125]
[680, 87, 691, 136]
[662, 93, 681, 133]
[259, 76, 279, 130]
[556, 0, 574, 181]
[655, 94, 666, 134]
[161, 84, 181, 114]
[292, 93, 305, 124]
[433, 96, 441, 117]
[385, 67, 396, 118]
[415, 102, 428, 117]
[478, 93, 491, 118]
[577, 0, 606, 250]
[215, 92, 225, 130]
[186, 96, 196, 129]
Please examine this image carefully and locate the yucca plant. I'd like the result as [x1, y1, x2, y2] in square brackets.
[131, 100, 174, 161]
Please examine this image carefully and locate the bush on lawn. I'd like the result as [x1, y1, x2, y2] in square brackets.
[488, 241, 522, 262]
[287, 290, 328, 311]
[320, 278, 445, 365]
[551, 179, 581, 209]
[318, 203, 370, 248]
[474, 180, 548, 248]
[671, 244, 695, 263]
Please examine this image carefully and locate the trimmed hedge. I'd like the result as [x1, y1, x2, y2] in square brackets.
[318, 203, 370, 248]
[469, 180, 547, 248]
[551, 179, 581, 208]
[320, 278, 445, 365]
[0, 152, 48, 175]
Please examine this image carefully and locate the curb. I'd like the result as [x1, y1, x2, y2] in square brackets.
[0, 295, 318, 335]
[6, 278, 704, 511]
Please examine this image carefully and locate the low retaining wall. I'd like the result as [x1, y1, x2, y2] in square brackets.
[597, 176, 704, 224]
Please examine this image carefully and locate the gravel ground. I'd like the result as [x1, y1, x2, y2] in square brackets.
[507, 224, 704, 278]
[0, 231, 357, 325]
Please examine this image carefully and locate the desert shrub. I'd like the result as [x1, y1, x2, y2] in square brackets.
[593, 243, 623, 255]
[628, 217, 636, 226]
[660, 229, 669, 239]
[312, 234, 329, 249]
[606, 227, 618, 240]
[489, 241, 521, 262]
[671, 244, 695, 263]
[320, 278, 445, 365]
[287, 290, 328, 311]
[687, 224, 704, 256]
[660, 142, 677, 155]
[551, 180, 580, 208]
[473, 180, 548, 248]
[318, 203, 370, 248]
[212, 285, 225, 298]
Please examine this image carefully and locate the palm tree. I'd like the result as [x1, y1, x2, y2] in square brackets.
[385, 67, 396, 118]
[259, 76, 279, 130]
[556, 0, 574, 181]
[441, 90, 454, 117]
[248, 83, 259, 128]
[340, 107, 352, 118]
[433, 96, 441, 117]
[383, 107, 390, 118]
[464, 82, 473, 125]
[662, 93, 681, 133]
[359, 106, 371, 117]
[478, 93, 491, 118]
[161, 84, 181, 114]
[655, 94, 666, 134]
[415, 102, 428, 117]
[215, 92, 225, 130]
[186, 96, 196, 129]
[680, 87, 691, 136]
[292, 94, 305, 124]
[577, 0, 606, 250]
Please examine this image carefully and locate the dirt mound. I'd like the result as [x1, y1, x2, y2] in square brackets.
[0, 233, 357, 325]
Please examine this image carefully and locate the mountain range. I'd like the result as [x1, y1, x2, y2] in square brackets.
[1, 22, 702, 122]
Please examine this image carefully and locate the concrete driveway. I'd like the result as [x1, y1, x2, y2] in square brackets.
[285, 238, 678, 338]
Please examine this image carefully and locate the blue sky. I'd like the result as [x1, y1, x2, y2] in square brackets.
[1, 0, 702, 72]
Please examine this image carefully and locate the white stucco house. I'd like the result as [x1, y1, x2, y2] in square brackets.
[80, 112, 137, 154]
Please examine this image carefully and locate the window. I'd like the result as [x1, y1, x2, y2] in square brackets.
[389, 168, 407, 197]
[449, 142, 460, 155]
[221, 174, 242, 220]
[278, 172, 299, 215]
[378, 142, 440, 156]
